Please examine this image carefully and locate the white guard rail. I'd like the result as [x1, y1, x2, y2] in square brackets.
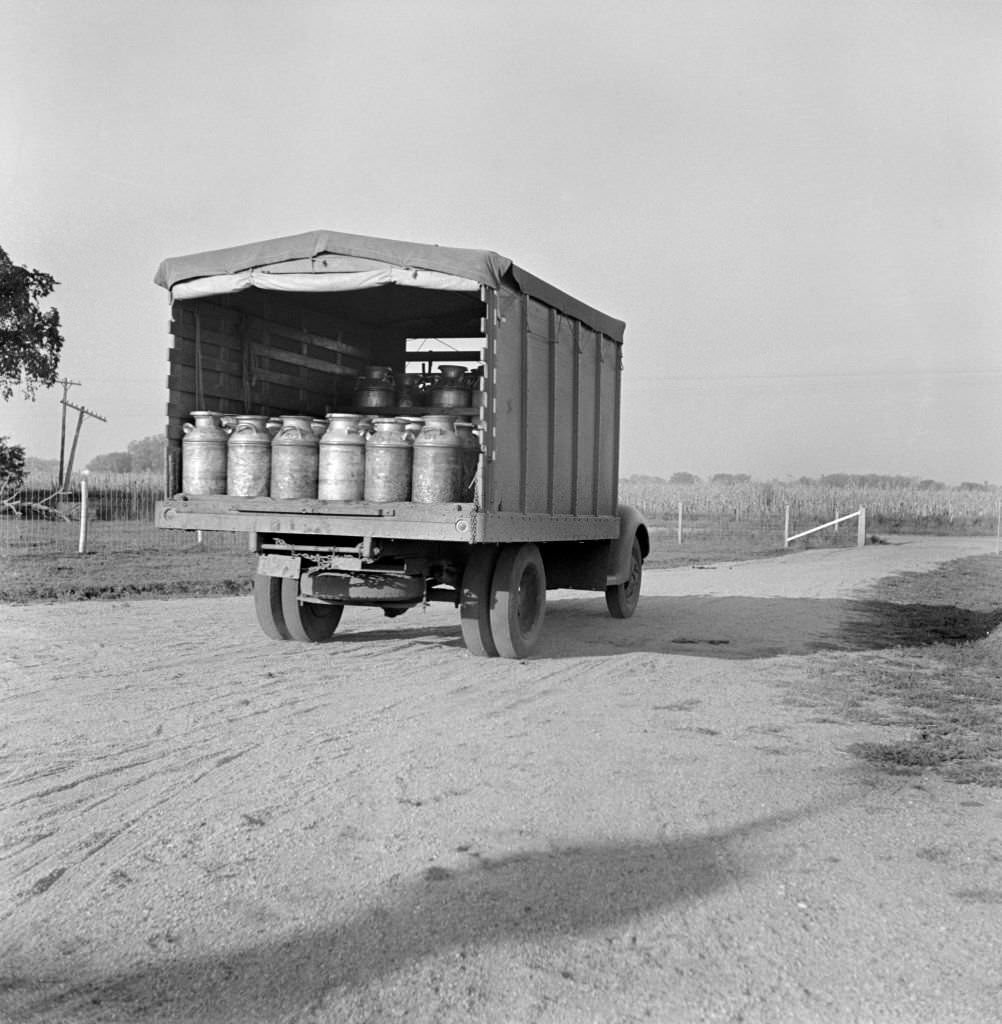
[784, 506, 866, 548]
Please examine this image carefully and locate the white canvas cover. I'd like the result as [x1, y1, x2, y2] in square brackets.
[169, 264, 481, 301]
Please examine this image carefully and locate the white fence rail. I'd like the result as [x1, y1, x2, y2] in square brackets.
[784, 505, 866, 548]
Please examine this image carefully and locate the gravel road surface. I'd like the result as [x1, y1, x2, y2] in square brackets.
[2, 536, 1000, 1023]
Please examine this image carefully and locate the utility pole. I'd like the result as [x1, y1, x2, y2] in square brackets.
[60, 400, 107, 491]
[56, 377, 82, 484]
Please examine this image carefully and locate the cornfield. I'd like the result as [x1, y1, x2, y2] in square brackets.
[619, 477, 1002, 536]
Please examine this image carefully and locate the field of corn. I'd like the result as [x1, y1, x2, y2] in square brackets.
[619, 476, 1002, 537]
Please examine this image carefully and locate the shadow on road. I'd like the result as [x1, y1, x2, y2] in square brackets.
[7, 810, 809, 1022]
[534, 596, 1002, 660]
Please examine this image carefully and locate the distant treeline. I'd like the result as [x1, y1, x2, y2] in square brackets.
[623, 472, 997, 492]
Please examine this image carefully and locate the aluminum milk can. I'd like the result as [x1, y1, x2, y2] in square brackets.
[226, 414, 272, 496]
[411, 414, 463, 503]
[364, 417, 413, 502]
[396, 372, 423, 408]
[318, 413, 367, 501]
[355, 366, 396, 409]
[181, 411, 228, 495]
[453, 419, 481, 499]
[270, 414, 319, 499]
[428, 364, 471, 408]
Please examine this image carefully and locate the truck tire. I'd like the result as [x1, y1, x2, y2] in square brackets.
[605, 537, 642, 619]
[460, 546, 499, 657]
[280, 577, 343, 642]
[490, 543, 546, 659]
[254, 574, 292, 640]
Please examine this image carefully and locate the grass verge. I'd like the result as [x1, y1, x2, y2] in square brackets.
[797, 555, 1002, 786]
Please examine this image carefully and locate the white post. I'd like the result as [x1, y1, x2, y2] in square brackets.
[677, 501, 683, 545]
[857, 506, 866, 547]
[77, 472, 89, 554]
[784, 505, 790, 548]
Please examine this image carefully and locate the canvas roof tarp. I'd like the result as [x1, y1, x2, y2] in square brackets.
[154, 230, 624, 342]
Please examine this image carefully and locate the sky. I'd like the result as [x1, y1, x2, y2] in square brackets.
[2, 0, 1000, 485]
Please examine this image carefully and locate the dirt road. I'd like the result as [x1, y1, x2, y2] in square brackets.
[2, 537, 1001, 1022]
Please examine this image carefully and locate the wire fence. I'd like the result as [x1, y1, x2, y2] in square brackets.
[0, 474, 244, 556]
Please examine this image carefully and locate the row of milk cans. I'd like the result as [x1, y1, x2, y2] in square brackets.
[181, 411, 481, 503]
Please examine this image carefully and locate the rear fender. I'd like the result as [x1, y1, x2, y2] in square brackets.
[606, 505, 650, 586]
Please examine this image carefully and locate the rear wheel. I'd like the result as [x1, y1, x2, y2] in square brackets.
[459, 546, 499, 657]
[605, 537, 643, 619]
[254, 574, 291, 640]
[489, 543, 546, 659]
[280, 576, 343, 642]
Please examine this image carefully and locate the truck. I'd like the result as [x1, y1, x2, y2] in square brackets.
[153, 230, 649, 658]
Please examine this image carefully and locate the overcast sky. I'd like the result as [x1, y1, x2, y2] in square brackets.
[3, 0, 1000, 484]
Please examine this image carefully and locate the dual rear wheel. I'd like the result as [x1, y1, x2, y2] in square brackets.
[460, 542, 547, 659]
[254, 575, 343, 642]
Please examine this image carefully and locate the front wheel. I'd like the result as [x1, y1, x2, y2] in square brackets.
[605, 537, 642, 619]
[280, 577, 343, 642]
[490, 543, 546, 659]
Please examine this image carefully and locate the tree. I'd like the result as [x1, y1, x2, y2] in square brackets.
[669, 472, 700, 485]
[0, 436, 26, 496]
[86, 451, 133, 473]
[127, 434, 166, 472]
[0, 245, 65, 400]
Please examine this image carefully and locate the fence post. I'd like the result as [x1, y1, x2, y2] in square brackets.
[677, 501, 683, 545]
[77, 472, 90, 554]
[857, 506, 866, 547]
[784, 505, 790, 548]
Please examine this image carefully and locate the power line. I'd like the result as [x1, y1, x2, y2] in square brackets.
[628, 369, 1002, 385]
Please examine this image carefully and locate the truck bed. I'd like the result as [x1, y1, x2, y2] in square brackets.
[156, 497, 620, 545]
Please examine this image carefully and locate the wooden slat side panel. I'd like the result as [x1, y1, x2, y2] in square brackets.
[597, 334, 620, 515]
[524, 329, 551, 513]
[526, 296, 551, 340]
[551, 315, 576, 514]
[575, 329, 599, 516]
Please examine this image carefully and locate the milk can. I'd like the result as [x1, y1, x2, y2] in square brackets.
[428, 365, 471, 408]
[182, 411, 229, 495]
[364, 417, 414, 502]
[411, 414, 464, 503]
[226, 414, 272, 496]
[270, 414, 319, 498]
[311, 418, 328, 440]
[453, 419, 481, 499]
[396, 372, 423, 408]
[355, 366, 396, 409]
[318, 413, 367, 501]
